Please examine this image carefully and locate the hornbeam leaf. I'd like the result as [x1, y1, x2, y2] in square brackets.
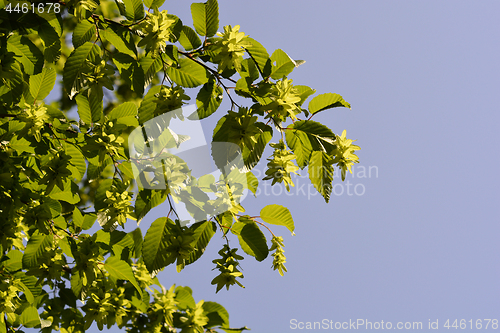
[134, 189, 167, 224]
[260, 204, 295, 235]
[0, 61, 23, 106]
[29, 67, 57, 101]
[179, 25, 202, 51]
[308, 151, 334, 203]
[143, 0, 165, 9]
[63, 141, 87, 182]
[285, 120, 336, 168]
[166, 57, 209, 88]
[123, 0, 144, 22]
[101, 25, 137, 58]
[245, 38, 272, 78]
[139, 54, 162, 90]
[241, 122, 272, 172]
[75, 89, 102, 124]
[137, 85, 162, 124]
[22, 232, 53, 269]
[1, 250, 23, 272]
[48, 180, 81, 204]
[72, 20, 96, 48]
[113, 52, 145, 94]
[7, 34, 44, 75]
[18, 274, 42, 298]
[175, 286, 196, 309]
[108, 102, 138, 120]
[19, 306, 40, 327]
[294, 85, 316, 107]
[191, 0, 219, 37]
[184, 221, 216, 266]
[72, 207, 85, 230]
[63, 42, 101, 99]
[202, 301, 229, 328]
[75, 92, 94, 125]
[15, 281, 35, 304]
[189, 79, 223, 120]
[105, 256, 142, 295]
[270, 49, 295, 80]
[231, 221, 268, 261]
[142, 217, 177, 274]
[308, 92, 351, 114]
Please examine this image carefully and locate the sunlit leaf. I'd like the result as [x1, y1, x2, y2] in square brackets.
[191, 0, 219, 37]
[308, 92, 351, 114]
[260, 204, 295, 235]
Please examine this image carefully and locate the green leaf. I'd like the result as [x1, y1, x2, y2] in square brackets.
[231, 221, 268, 261]
[105, 256, 142, 295]
[63, 42, 101, 99]
[101, 24, 137, 58]
[75, 93, 91, 124]
[72, 207, 85, 230]
[72, 20, 96, 48]
[308, 92, 351, 114]
[0, 311, 5, 333]
[285, 120, 336, 168]
[123, 0, 144, 22]
[82, 213, 97, 230]
[38, 13, 62, 62]
[166, 57, 209, 88]
[175, 286, 196, 309]
[188, 79, 223, 120]
[184, 221, 216, 266]
[178, 25, 202, 51]
[246, 172, 258, 196]
[22, 232, 53, 269]
[18, 273, 42, 298]
[245, 37, 272, 78]
[239, 58, 259, 82]
[134, 189, 167, 224]
[113, 52, 145, 94]
[0, 61, 23, 106]
[108, 102, 138, 120]
[241, 123, 272, 172]
[71, 270, 83, 299]
[143, 0, 165, 9]
[9, 135, 35, 154]
[7, 34, 44, 75]
[139, 54, 162, 90]
[138, 85, 162, 124]
[294, 85, 316, 107]
[94, 178, 114, 211]
[48, 179, 81, 204]
[308, 151, 334, 203]
[142, 217, 176, 274]
[270, 49, 295, 80]
[75, 89, 102, 124]
[260, 204, 295, 235]
[19, 306, 40, 327]
[191, 0, 219, 37]
[29, 67, 57, 101]
[2, 250, 23, 272]
[203, 301, 229, 328]
[63, 141, 87, 181]
[16, 280, 35, 303]
[110, 228, 143, 258]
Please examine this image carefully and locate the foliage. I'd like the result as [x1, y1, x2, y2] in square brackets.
[0, 0, 360, 332]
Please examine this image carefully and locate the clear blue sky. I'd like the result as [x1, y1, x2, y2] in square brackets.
[39, 1, 500, 332]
